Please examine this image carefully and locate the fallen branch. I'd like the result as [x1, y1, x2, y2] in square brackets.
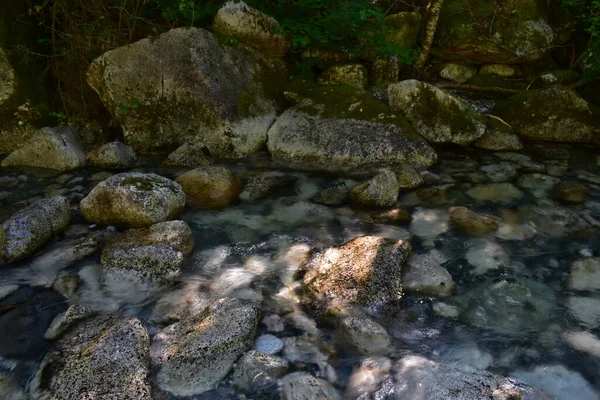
[435, 79, 590, 94]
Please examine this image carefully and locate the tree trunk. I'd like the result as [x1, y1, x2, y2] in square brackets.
[415, 0, 444, 69]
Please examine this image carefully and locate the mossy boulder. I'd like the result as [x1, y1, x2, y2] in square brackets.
[87, 27, 288, 158]
[473, 115, 523, 151]
[162, 142, 213, 168]
[87, 141, 138, 170]
[388, 80, 486, 145]
[267, 84, 437, 172]
[175, 166, 240, 209]
[494, 86, 600, 143]
[439, 63, 477, 83]
[370, 56, 400, 86]
[213, 1, 290, 58]
[349, 170, 399, 208]
[384, 12, 422, 49]
[436, 0, 555, 64]
[80, 172, 185, 229]
[317, 64, 368, 88]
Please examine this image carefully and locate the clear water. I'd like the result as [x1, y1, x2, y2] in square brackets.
[1, 144, 600, 399]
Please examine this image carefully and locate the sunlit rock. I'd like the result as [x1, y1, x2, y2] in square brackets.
[402, 252, 454, 297]
[466, 238, 510, 275]
[410, 208, 449, 239]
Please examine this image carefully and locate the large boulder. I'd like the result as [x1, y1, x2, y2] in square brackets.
[80, 172, 185, 229]
[87, 27, 287, 157]
[1, 126, 86, 171]
[150, 298, 260, 396]
[213, 1, 290, 58]
[267, 85, 437, 172]
[0, 196, 71, 264]
[303, 236, 411, 310]
[388, 80, 486, 145]
[87, 141, 137, 169]
[436, 0, 555, 64]
[30, 315, 152, 399]
[175, 166, 239, 209]
[494, 87, 600, 143]
[101, 220, 194, 282]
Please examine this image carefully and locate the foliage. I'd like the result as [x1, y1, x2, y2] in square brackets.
[560, 0, 600, 79]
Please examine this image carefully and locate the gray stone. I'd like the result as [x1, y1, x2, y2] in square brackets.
[263, 314, 285, 332]
[566, 296, 600, 329]
[517, 173, 560, 191]
[0, 372, 26, 400]
[44, 304, 95, 340]
[402, 253, 455, 297]
[467, 183, 523, 202]
[80, 172, 185, 229]
[317, 64, 368, 88]
[474, 116, 523, 151]
[1, 126, 86, 171]
[150, 298, 260, 396]
[410, 208, 449, 238]
[466, 238, 510, 275]
[449, 206, 500, 235]
[439, 63, 477, 83]
[480, 162, 518, 182]
[87, 141, 137, 169]
[344, 356, 392, 400]
[569, 258, 600, 291]
[338, 317, 393, 356]
[231, 350, 287, 391]
[255, 334, 284, 355]
[30, 315, 152, 400]
[0, 284, 19, 300]
[388, 80, 486, 146]
[311, 182, 350, 206]
[0, 196, 71, 264]
[162, 141, 213, 167]
[176, 166, 239, 209]
[518, 206, 599, 237]
[280, 372, 340, 400]
[349, 170, 399, 208]
[240, 172, 296, 202]
[282, 336, 328, 366]
[392, 165, 424, 189]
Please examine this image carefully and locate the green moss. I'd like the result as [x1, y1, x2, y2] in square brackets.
[236, 90, 254, 118]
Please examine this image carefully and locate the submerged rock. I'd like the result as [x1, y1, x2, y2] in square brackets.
[80, 172, 185, 228]
[240, 172, 296, 201]
[338, 317, 393, 356]
[518, 206, 599, 237]
[345, 356, 392, 400]
[280, 372, 340, 400]
[175, 166, 239, 209]
[0, 372, 26, 400]
[512, 364, 597, 400]
[480, 163, 518, 182]
[568, 258, 600, 291]
[231, 350, 288, 391]
[467, 182, 523, 202]
[449, 206, 499, 235]
[566, 296, 600, 329]
[86, 141, 137, 169]
[410, 208, 449, 239]
[44, 304, 95, 340]
[349, 170, 399, 208]
[311, 182, 350, 206]
[30, 315, 152, 399]
[150, 298, 260, 396]
[303, 235, 411, 310]
[388, 80, 486, 145]
[552, 181, 589, 204]
[0, 196, 71, 264]
[402, 252, 455, 297]
[1, 126, 86, 171]
[465, 238, 510, 275]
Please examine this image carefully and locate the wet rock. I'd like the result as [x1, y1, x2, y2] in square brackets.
[311, 182, 350, 206]
[452, 278, 557, 336]
[263, 314, 285, 332]
[517, 173, 560, 192]
[231, 350, 288, 391]
[563, 330, 600, 359]
[44, 304, 95, 340]
[401, 184, 453, 206]
[449, 206, 500, 235]
[213, 1, 290, 57]
[280, 372, 340, 400]
[439, 63, 477, 83]
[0, 196, 71, 264]
[101, 220, 194, 282]
[566, 296, 600, 329]
[80, 172, 185, 228]
[176, 166, 239, 209]
[496, 222, 537, 241]
[338, 317, 393, 356]
[30, 315, 152, 399]
[467, 183, 523, 202]
[368, 207, 411, 225]
[552, 181, 589, 204]
[0, 284, 19, 300]
[0, 372, 26, 400]
[255, 334, 284, 355]
[349, 170, 399, 208]
[432, 302, 460, 318]
[240, 172, 296, 202]
[303, 236, 411, 310]
[87, 27, 287, 157]
[87, 141, 137, 169]
[410, 208, 449, 239]
[282, 336, 328, 366]
[473, 115, 523, 151]
[388, 80, 486, 145]
[345, 356, 392, 399]
[392, 165, 424, 189]
[150, 298, 260, 396]
[317, 64, 368, 88]
[495, 87, 600, 143]
[162, 141, 213, 167]
[518, 206, 599, 237]
[465, 238, 509, 275]
[438, 343, 493, 370]
[569, 258, 600, 291]
[402, 252, 455, 297]
[1, 126, 86, 171]
[512, 364, 598, 400]
[392, 355, 550, 399]
[53, 274, 80, 299]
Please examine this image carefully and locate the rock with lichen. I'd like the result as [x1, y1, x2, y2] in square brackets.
[473, 115, 523, 151]
[317, 64, 368, 88]
[349, 170, 399, 208]
[176, 166, 239, 209]
[87, 141, 137, 170]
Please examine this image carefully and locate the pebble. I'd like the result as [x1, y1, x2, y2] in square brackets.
[255, 334, 284, 355]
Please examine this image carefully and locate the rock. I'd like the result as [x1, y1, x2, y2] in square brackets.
[432, 302, 460, 318]
[0, 284, 18, 300]
[282, 336, 328, 366]
[393, 356, 550, 399]
[494, 87, 600, 143]
[466, 238, 510, 275]
[349, 170, 399, 208]
[263, 314, 285, 332]
[280, 372, 340, 400]
[479, 64, 518, 77]
[255, 334, 284, 355]
[0, 196, 71, 264]
[80, 172, 185, 228]
[569, 258, 600, 291]
[400, 184, 453, 206]
[517, 173, 560, 192]
[480, 163, 518, 182]
[345, 356, 392, 400]
[496, 222, 537, 241]
[87, 141, 137, 169]
[0, 372, 27, 400]
[370, 56, 400, 86]
[303, 236, 410, 310]
[213, 1, 290, 57]
[518, 206, 599, 237]
[44, 304, 95, 340]
[512, 365, 598, 400]
[392, 165, 424, 189]
[473, 116, 523, 151]
[162, 141, 213, 167]
[437, 0, 555, 64]
[175, 166, 239, 209]
[566, 296, 600, 329]
[0, 47, 16, 106]
[552, 181, 589, 204]
[240, 172, 296, 201]
[53, 274, 80, 299]
[388, 80, 486, 145]
[467, 183, 523, 202]
[439, 63, 477, 83]
[338, 317, 393, 355]
[410, 208, 449, 238]
[368, 207, 411, 225]
[231, 350, 288, 391]
[384, 12, 422, 48]
[101, 220, 194, 282]
[87, 27, 287, 157]
[402, 253, 455, 297]
[452, 278, 557, 336]
[449, 206, 500, 235]
[317, 64, 368, 88]
[30, 315, 152, 399]
[563, 330, 600, 359]
[311, 182, 350, 206]
[267, 85, 437, 172]
[1, 126, 86, 171]
[150, 298, 260, 396]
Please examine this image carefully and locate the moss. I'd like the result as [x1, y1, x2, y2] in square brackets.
[236, 90, 254, 118]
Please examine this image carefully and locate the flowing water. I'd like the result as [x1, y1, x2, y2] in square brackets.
[1, 143, 600, 399]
